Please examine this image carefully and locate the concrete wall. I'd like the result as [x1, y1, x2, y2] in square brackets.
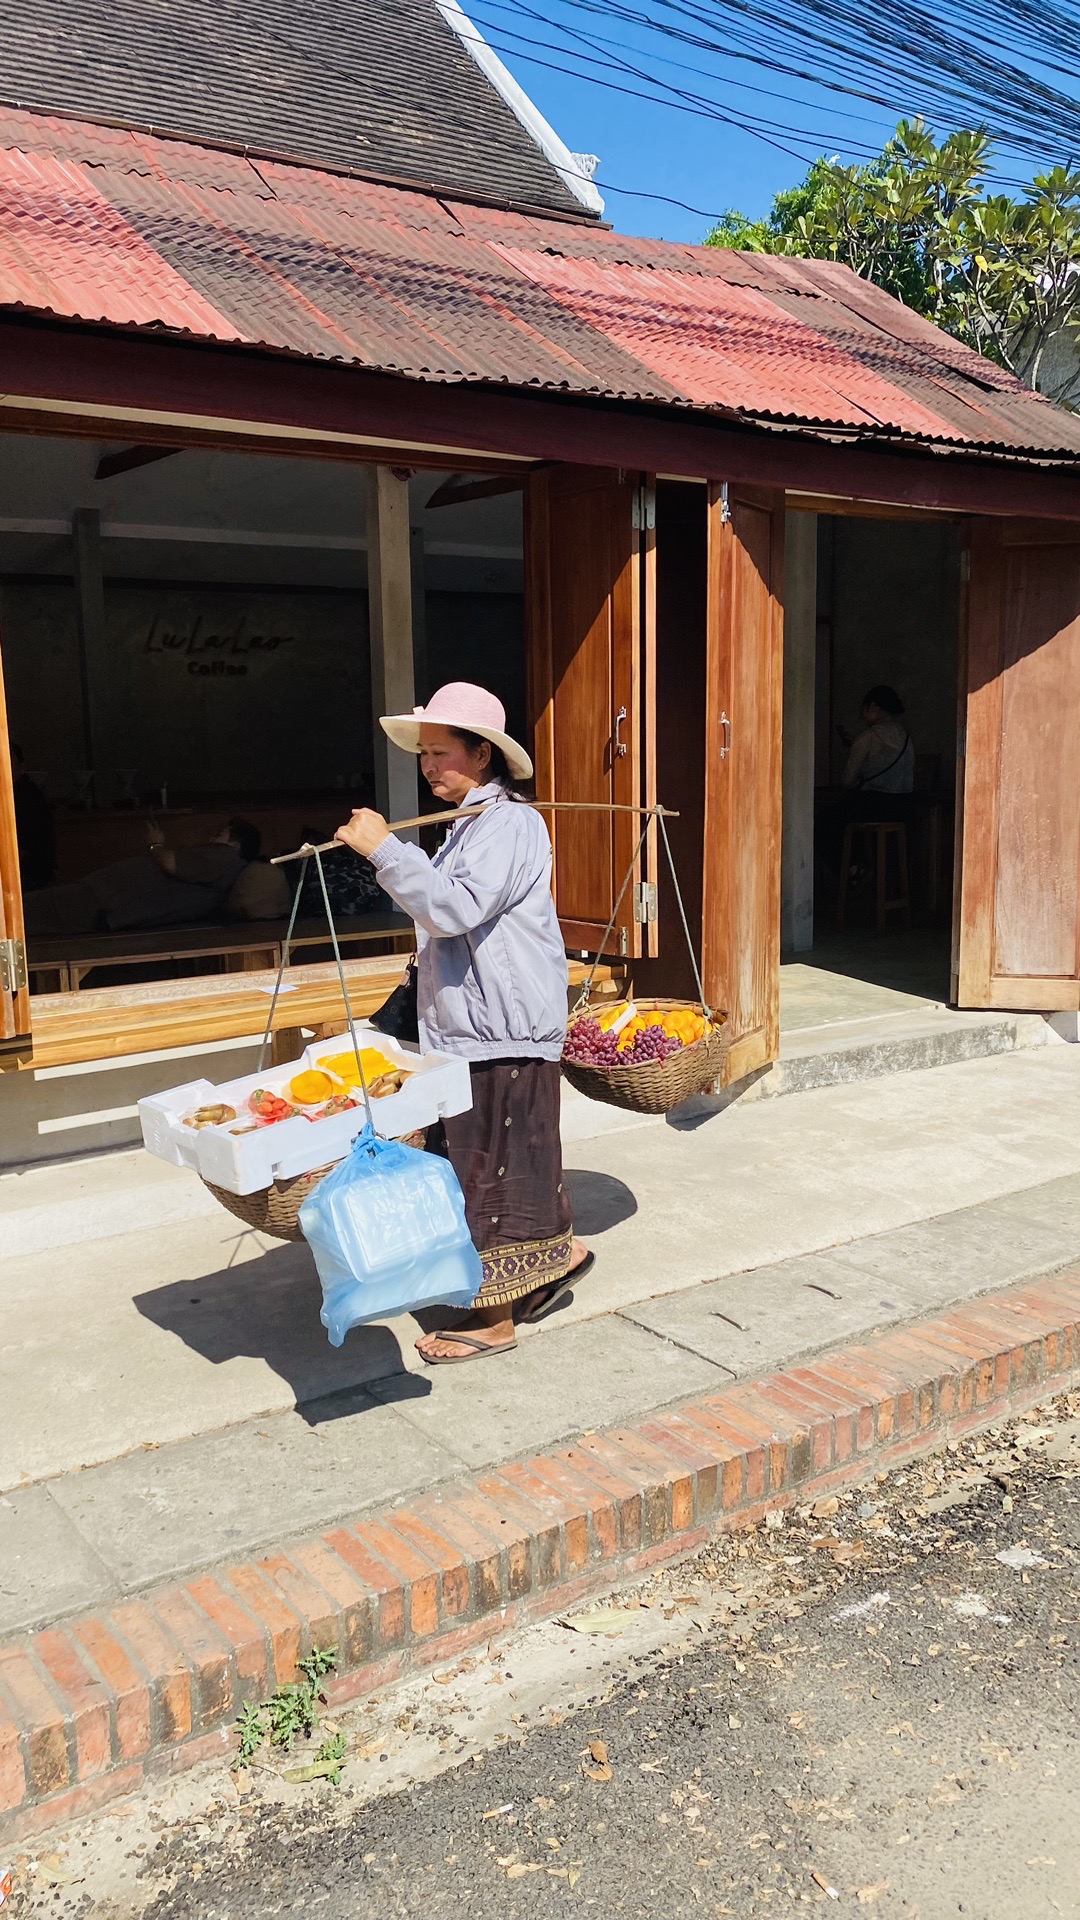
[817, 517, 961, 787]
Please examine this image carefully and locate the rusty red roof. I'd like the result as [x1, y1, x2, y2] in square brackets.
[2, 105, 1079, 461]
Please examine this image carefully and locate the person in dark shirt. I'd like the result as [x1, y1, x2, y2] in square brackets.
[10, 743, 56, 891]
[23, 817, 259, 938]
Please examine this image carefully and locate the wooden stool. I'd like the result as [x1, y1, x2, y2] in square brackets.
[837, 820, 911, 935]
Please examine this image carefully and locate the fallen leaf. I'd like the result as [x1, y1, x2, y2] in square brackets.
[559, 1608, 642, 1637]
[812, 1496, 840, 1518]
[810, 1535, 842, 1553]
[856, 1882, 889, 1904]
[829, 1540, 866, 1565]
[588, 1739, 609, 1766]
[568, 1869, 582, 1890]
[506, 1862, 542, 1879]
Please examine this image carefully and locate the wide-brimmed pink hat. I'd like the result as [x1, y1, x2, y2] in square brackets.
[380, 681, 533, 781]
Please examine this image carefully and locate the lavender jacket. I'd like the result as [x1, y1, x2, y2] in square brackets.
[368, 784, 569, 1063]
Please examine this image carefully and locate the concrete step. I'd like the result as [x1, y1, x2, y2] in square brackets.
[727, 1005, 1063, 1108]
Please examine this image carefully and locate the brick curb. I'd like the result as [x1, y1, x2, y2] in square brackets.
[4, 1267, 1079, 1841]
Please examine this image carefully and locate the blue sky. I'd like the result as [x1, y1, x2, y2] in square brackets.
[467, 0, 919, 242]
[466, 0, 1063, 244]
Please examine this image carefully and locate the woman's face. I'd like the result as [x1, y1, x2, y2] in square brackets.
[418, 725, 490, 804]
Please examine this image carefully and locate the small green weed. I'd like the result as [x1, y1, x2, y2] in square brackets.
[283, 1732, 349, 1787]
[232, 1644, 341, 1774]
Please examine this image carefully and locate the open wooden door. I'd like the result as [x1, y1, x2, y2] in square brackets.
[0, 643, 30, 1062]
[701, 484, 785, 1084]
[955, 519, 1080, 1010]
[526, 466, 654, 956]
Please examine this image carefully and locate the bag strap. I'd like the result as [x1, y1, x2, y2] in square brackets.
[858, 729, 910, 788]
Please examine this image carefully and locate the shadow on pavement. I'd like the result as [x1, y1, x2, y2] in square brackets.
[133, 1231, 422, 1418]
[564, 1167, 637, 1232]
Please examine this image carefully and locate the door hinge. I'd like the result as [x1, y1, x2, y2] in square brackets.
[618, 926, 629, 957]
[634, 881, 658, 924]
[719, 482, 732, 526]
[632, 484, 656, 531]
[960, 549, 971, 583]
[0, 938, 26, 994]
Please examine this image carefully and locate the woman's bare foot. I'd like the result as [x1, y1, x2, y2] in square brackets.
[416, 1302, 515, 1363]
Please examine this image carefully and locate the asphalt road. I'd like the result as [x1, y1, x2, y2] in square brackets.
[15, 1394, 1080, 1920]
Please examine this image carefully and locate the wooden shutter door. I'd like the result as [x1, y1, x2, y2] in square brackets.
[0, 646, 30, 1059]
[701, 484, 785, 1083]
[526, 466, 651, 955]
[955, 518, 1080, 1009]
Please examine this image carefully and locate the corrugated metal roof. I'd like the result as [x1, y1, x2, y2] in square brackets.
[2, 105, 1080, 460]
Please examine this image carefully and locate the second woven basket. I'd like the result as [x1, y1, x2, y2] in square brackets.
[562, 999, 728, 1115]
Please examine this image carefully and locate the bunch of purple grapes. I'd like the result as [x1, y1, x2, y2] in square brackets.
[564, 1016, 622, 1066]
[565, 1016, 681, 1068]
[624, 1025, 680, 1065]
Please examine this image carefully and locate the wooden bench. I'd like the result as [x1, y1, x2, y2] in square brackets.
[21, 955, 620, 1071]
[27, 912, 415, 993]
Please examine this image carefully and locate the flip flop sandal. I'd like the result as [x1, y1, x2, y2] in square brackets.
[518, 1250, 596, 1325]
[418, 1329, 518, 1366]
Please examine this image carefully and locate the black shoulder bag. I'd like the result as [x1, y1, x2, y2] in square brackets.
[369, 955, 419, 1044]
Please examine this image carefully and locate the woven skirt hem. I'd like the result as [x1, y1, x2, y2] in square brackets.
[476, 1229, 574, 1309]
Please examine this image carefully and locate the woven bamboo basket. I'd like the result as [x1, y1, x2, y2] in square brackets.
[203, 1130, 427, 1241]
[561, 999, 728, 1116]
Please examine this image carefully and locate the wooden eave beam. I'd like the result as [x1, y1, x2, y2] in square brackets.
[3, 319, 1080, 520]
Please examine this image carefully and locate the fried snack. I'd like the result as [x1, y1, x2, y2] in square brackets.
[183, 1103, 236, 1129]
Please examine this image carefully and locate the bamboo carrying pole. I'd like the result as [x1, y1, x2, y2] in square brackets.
[270, 800, 680, 865]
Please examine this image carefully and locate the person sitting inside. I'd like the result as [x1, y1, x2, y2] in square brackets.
[10, 742, 56, 891]
[24, 818, 260, 939]
[840, 685, 914, 796]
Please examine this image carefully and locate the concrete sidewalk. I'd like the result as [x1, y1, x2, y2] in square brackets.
[3, 1044, 1080, 1489]
[4, 1044, 1080, 1641]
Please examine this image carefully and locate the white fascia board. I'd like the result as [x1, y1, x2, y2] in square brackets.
[436, 0, 604, 216]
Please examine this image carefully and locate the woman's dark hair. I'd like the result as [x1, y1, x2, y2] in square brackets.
[228, 817, 262, 863]
[863, 684, 905, 718]
[449, 729, 527, 795]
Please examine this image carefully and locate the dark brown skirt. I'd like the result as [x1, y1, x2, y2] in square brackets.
[427, 1059, 573, 1308]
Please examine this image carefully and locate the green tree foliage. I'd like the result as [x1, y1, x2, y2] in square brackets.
[706, 121, 1080, 405]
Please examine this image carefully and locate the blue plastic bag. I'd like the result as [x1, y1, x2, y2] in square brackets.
[299, 1124, 481, 1346]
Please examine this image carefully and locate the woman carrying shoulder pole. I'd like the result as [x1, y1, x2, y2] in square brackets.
[334, 683, 593, 1364]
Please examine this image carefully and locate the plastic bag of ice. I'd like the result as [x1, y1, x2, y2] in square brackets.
[299, 1124, 480, 1346]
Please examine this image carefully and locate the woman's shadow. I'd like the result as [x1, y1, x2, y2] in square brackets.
[134, 1170, 638, 1403]
[133, 1227, 426, 1423]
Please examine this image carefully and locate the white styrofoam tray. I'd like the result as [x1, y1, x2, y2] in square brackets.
[138, 1028, 472, 1196]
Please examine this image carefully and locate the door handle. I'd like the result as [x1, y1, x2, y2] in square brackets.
[613, 705, 628, 758]
[720, 711, 731, 760]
